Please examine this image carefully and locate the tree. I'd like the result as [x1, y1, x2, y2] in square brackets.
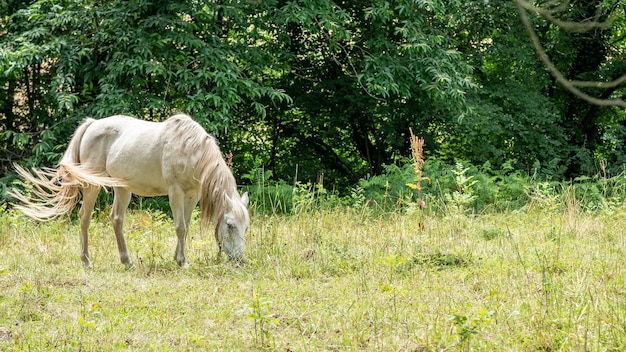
[516, 0, 626, 176]
[0, 0, 288, 175]
[446, 0, 626, 177]
[3, 0, 626, 197]
[515, 0, 626, 108]
[228, 0, 474, 188]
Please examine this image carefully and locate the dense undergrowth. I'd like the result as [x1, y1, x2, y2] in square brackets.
[5, 158, 626, 220]
[243, 159, 626, 216]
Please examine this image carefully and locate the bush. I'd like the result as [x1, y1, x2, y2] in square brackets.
[5, 157, 626, 217]
[358, 159, 534, 213]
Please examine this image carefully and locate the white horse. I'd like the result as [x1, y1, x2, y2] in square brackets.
[10, 114, 249, 268]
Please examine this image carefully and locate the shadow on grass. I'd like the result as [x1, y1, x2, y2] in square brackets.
[410, 250, 473, 270]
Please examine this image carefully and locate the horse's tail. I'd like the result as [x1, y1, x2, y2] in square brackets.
[9, 118, 125, 221]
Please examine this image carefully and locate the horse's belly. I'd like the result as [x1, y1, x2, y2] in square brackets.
[126, 183, 169, 197]
[107, 163, 169, 196]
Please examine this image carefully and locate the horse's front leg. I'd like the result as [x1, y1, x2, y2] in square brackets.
[169, 185, 197, 267]
[79, 185, 100, 269]
[111, 188, 132, 266]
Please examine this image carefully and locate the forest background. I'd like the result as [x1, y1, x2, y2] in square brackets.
[1, 0, 626, 212]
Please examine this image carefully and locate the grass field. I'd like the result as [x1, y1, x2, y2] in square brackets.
[1, 200, 625, 351]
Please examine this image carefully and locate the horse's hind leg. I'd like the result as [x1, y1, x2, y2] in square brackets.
[111, 188, 132, 266]
[79, 185, 100, 268]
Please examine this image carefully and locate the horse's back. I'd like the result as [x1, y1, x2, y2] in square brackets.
[76, 114, 211, 197]
[79, 115, 162, 164]
[77, 115, 168, 195]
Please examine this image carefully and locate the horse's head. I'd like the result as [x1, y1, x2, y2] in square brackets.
[215, 191, 250, 264]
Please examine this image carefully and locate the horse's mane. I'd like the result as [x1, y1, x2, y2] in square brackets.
[165, 114, 237, 226]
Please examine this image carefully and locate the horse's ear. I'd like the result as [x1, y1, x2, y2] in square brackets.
[241, 192, 249, 206]
[224, 192, 233, 212]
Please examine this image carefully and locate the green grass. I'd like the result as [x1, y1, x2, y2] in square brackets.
[1, 203, 626, 351]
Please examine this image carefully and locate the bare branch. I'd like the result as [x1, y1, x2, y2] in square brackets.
[571, 74, 626, 89]
[515, 0, 626, 107]
[516, 0, 613, 32]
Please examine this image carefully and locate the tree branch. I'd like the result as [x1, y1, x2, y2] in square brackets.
[515, 0, 626, 107]
[515, 0, 612, 32]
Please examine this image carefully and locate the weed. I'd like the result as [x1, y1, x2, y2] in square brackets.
[127, 210, 170, 273]
[241, 291, 279, 349]
[412, 250, 473, 269]
[449, 308, 495, 350]
[347, 185, 367, 209]
[443, 162, 478, 214]
[406, 128, 429, 216]
[291, 182, 317, 214]
[481, 227, 505, 241]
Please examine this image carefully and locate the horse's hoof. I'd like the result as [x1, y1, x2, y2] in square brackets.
[120, 253, 132, 266]
[82, 259, 93, 270]
[81, 254, 92, 269]
[175, 254, 188, 268]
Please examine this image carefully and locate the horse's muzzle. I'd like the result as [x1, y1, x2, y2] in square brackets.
[229, 254, 246, 265]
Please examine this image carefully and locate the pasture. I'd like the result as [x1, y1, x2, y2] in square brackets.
[1, 201, 625, 351]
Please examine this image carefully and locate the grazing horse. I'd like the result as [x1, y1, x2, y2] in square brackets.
[10, 114, 249, 268]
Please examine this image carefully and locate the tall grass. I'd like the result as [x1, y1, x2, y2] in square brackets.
[1, 184, 626, 350]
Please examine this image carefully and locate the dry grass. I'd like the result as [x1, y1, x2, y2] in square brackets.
[0, 203, 625, 351]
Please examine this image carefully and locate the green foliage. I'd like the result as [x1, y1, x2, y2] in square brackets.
[358, 163, 414, 210]
[0, 0, 289, 175]
[356, 159, 532, 213]
[449, 308, 495, 349]
[240, 292, 279, 349]
[447, 83, 571, 179]
[352, 157, 626, 215]
[230, 0, 475, 190]
[239, 154, 626, 219]
[2, 0, 626, 203]
[452, 0, 626, 178]
[442, 162, 478, 213]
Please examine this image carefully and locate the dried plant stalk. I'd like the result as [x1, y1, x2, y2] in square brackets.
[407, 128, 429, 209]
